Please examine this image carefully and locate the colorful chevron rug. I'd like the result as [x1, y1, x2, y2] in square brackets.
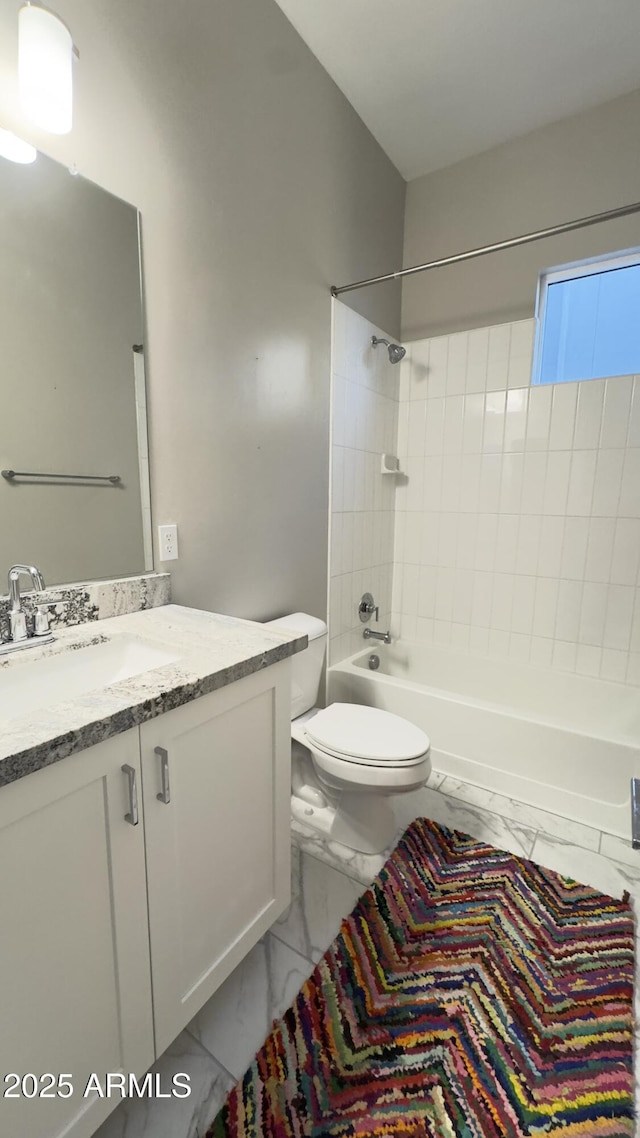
[207, 818, 636, 1137]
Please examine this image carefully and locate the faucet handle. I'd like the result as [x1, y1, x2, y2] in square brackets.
[358, 592, 379, 622]
[34, 598, 69, 637]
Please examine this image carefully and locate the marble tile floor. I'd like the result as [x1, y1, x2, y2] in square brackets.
[96, 770, 640, 1137]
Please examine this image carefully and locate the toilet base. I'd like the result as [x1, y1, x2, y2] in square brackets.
[291, 788, 397, 854]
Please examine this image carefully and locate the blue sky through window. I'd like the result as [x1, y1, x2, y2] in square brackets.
[537, 261, 640, 384]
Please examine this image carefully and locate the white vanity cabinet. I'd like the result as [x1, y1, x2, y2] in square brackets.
[140, 661, 292, 1053]
[0, 731, 154, 1138]
[0, 655, 291, 1138]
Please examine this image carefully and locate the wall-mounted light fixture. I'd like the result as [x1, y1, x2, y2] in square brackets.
[0, 128, 36, 164]
[18, 4, 76, 134]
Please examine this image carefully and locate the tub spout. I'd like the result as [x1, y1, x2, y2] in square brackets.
[363, 628, 391, 645]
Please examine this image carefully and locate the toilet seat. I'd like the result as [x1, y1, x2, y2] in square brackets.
[305, 702, 430, 768]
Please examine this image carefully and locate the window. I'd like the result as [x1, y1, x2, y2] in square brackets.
[532, 250, 640, 385]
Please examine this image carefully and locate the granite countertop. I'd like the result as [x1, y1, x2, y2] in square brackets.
[0, 604, 306, 788]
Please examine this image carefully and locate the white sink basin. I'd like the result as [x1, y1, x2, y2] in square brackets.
[0, 637, 178, 721]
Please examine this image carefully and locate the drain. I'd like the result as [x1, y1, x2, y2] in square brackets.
[368, 653, 380, 670]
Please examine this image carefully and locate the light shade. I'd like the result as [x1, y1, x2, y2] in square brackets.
[19, 4, 73, 134]
[0, 129, 37, 164]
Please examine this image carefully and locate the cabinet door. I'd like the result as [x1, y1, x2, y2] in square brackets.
[141, 660, 291, 1054]
[0, 731, 154, 1138]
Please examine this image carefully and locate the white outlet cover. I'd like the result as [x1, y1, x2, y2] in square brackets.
[158, 524, 179, 561]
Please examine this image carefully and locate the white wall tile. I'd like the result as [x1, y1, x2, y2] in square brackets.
[511, 576, 537, 635]
[600, 376, 633, 448]
[457, 512, 478, 569]
[529, 636, 554, 668]
[520, 452, 547, 514]
[610, 519, 640, 586]
[443, 394, 464, 453]
[452, 568, 474, 625]
[619, 449, 640, 517]
[603, 585, 634, 650]
[566, 450, 597, 516]
[407, 400, 427, 456]
[346, 314, 640, 684]
[408, 341, 428, 398]
[423, 455, 443, 512]
[560, 516, 589, 581]
[437, 513, 459, 566]
[435, 566, 455, 622]
[600, 648, 628, 682]
[483, 391, 506, 452]
[424, 398, 445, 455]
[537, 516, 565, 578]
[592, 449, 624, 516]
[509, 319, 535, 361]
[460, 452, 481, 515]
[441, 454, 462, 512]
[525, 385, 552, 451]
[446, 333, 468, 395]
[491, 573, 515, 631]
[576, 643, 601, 678]
[500, 452, 525, 513]
[585, 517, 615, 582]
[508, 631, 531, 661]
[552, 640, 577, 672]
[495, 514, 519, 575]
[426, 337, 448, 400]
[462, 393, 485, 452]
[579, 582, 608, 646]
[542, 452, 571, 516]
[549, 383, 577, 450]
[626, 651, 640, 684]
[532, 578, 559, 639]
[515, 514, 542, 576]
[504, 388, 528, 452]
[478, 454, 503, 513]
[466, 328, 489, 393]
[475, 514, 498, 572]
[574, 379, 605, 449]
[555, 579, 583, 643]
[486, 324, 511, 390]
[627, 377, 640, 447]
[417, 565, 436, 618]
[471, 571, 493, 628]
[488, 628, 510, 657]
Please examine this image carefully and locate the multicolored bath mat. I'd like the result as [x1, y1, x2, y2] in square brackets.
[207, 819, 635, 1137]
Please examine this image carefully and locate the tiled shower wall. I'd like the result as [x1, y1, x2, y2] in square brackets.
[393, 318, 640, 684]
[328, 302, 399, 664]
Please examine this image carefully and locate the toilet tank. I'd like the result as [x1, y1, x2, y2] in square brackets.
[265, 612, 327, 720]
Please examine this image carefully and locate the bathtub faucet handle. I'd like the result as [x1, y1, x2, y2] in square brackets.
[358, 592, 379, 623]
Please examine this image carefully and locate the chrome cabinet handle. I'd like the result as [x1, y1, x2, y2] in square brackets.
[155, 746, 171, 804]
[122, 764, 139, 826]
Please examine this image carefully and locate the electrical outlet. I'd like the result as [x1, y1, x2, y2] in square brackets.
[158, 524, 179, 561]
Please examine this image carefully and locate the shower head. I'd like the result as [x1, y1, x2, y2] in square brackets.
[371, 335, 406, 364]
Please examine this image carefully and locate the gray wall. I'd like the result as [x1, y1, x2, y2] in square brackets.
[0, 0, 404, 620]
[0, 153, 145, 585]
[402, 88, 640, 340]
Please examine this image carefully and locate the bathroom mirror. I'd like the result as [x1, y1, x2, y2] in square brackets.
[0, 149, 152, 588]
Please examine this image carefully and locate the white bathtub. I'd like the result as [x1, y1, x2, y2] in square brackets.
[328, 641, 640, 839]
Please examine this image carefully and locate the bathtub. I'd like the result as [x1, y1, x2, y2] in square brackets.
[327, 641, 640, 839]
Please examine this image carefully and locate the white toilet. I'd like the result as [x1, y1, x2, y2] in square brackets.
[266, 613, 431, 854]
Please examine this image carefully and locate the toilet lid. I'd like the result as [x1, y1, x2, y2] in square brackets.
[306, 703, 430, 764]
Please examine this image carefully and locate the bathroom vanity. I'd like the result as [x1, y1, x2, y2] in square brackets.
[0, 604, 305, 1138]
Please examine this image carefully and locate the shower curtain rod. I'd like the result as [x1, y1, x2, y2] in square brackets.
[330, 199, 640, 297]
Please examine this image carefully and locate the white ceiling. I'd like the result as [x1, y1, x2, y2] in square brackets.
[272, 0, 640, 181]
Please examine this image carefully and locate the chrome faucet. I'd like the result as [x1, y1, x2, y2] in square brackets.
[363, 627, 391, 645]
[1, 564, 53, 654]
